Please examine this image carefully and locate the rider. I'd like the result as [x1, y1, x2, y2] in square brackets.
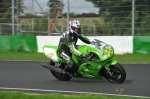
[58, 20, 91, 73]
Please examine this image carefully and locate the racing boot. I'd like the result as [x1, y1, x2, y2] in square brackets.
[64, 64, 76, 77]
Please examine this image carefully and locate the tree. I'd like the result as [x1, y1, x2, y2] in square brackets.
[86, 0, 150, 18]
[21, 0, 64, 34]
[85, 0, 150, 35]
[48, 0, 64, 17]
[0, 0, 24, 23]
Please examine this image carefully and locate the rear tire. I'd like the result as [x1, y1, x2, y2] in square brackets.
[49, 60, 72, 81]
[103, 63, 126, 83]
[50, 70, 72, 81]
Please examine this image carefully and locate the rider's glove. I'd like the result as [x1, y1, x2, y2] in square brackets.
[80, 54, 88, 58]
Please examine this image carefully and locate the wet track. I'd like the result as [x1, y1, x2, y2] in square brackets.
[0, 61, 150, 98]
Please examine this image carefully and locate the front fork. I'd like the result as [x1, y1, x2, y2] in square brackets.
[104, 60, 118, 71]
[102, 60, 118, 77]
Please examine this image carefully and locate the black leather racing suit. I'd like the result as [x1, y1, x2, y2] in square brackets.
[58, 30, 91, 72]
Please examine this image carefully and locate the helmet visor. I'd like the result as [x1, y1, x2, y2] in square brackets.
[75, 28, 81, 34]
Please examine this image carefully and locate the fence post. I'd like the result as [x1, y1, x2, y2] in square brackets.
[67, 0, 70, 29]
[12, 0, 15, 35]
[132, 0, 135, 36]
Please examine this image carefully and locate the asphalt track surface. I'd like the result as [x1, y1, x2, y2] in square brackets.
[0, 61, 150, 98]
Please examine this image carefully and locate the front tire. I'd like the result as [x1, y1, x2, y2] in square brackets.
[104, 63, 126, 83]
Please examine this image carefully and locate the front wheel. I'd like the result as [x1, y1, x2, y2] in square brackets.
[104, 63, 126, 83]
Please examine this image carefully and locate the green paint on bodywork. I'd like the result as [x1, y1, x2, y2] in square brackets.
[43, 40, 117, 79]
[104, 60, 118, 71]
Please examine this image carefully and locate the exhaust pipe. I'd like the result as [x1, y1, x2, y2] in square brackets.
[42, 64, 64, 74]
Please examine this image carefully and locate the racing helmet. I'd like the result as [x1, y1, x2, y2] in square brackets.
[69, 20, 82, 36]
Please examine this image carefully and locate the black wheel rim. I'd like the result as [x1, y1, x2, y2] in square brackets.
[110, 67, 122, 82]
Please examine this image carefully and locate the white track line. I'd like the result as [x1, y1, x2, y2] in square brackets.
[0, 87, 150, 98]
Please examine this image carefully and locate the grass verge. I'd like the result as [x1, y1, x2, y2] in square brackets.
[0, 91, 145, 99]
[0, 51, 49, 61]
[113, 54, 150, 64]
[0, 51, 150, 64]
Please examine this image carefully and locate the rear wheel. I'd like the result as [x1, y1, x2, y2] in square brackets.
[49, 60, 72, 81]
[50, 70, 72, 81]
[103, 63, 126, 83]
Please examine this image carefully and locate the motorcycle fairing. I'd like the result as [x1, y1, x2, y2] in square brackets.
[43, 45, 66, 63]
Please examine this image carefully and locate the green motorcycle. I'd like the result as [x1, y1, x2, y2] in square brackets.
[42, 39, 126, 83]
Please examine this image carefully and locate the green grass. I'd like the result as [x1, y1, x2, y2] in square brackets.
[113, 54, 150, 64]
[0, 51, 49, 61]
[0, 91, 145, 99]
[0, 51, 150, 64]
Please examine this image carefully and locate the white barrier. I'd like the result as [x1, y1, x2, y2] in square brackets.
[36, 36, 133, 54]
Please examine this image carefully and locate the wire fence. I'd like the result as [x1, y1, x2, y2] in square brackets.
[0, 0, 150, 36]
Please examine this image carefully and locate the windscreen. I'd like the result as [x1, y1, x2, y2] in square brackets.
[91, 39, 108, 50]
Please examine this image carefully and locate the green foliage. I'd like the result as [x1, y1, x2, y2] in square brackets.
[0, 0, 11, 22]
[85, 0, 150, 35]
[34, 18, 48, 31]
[0, 0, 24, 23]
[134, 12, 150, 35]
[7, 45, 24, 52]
[96, 13, 132, 36]
[48, 0, 64, 17]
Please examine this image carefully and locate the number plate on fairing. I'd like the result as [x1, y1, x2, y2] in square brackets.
[43, 48, 58, 61]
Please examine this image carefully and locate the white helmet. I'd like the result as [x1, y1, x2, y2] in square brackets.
[69, 20, 82, 36]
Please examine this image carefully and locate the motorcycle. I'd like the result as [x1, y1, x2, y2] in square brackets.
[42, 39, 126, 83]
